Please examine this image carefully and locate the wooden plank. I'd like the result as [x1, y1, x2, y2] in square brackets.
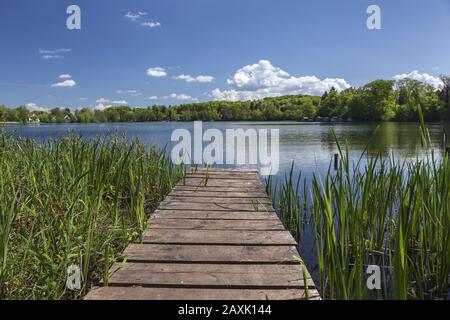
[106, 263, 315, 289]
[165, 196, 272, 205]
[159, 202, 275, 212]
[148, 219, 284, 231]
[179, 178, 263, 187]
[169, 190, 269, 198]
[174, 185, 266, 192]
[121, 244, 299, 264]
[192, 168, 258, 173]
[152, 210, 279, 220]
[185, 174, 260, 181]
[86, 287, 320, 300]
[109, 262, 306, 274]
[141, 229, 296, 245]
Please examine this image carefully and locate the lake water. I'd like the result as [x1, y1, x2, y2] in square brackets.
[4, 121, 449, 178]
[3, 121, 450, 283]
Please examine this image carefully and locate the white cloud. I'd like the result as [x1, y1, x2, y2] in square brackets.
[147, 67, 167, 77]
[42, 55, 61, 60]
[211, 60, 351, 101]
[94, 103, 111, 111]
[175, 74, 214, 83]
[96, 98, 110, 103]
[116, 89, 142, 96]
[112, 100, 128, 105]
[39, 48, 71, 55]
[51, 79, 76, 88]
[149, 93, 199, 102]
[125, 11, 147, 21]
[393, 70, 443, 89]
[39, 48, 70, 60]
[141, 21, 161, 28]
[125, 12, 160, 28]
[170, 93, 198, 101]
[96, 98, 127, 105]
[25, 102, 49, 112]
[59, 74, 72, 79]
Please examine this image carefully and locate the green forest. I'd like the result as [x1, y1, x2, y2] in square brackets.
[1, 77, 450, 123]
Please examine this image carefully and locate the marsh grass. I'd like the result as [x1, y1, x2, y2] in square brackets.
[267, 118, 450, 299]
[0, 131, 184, 299]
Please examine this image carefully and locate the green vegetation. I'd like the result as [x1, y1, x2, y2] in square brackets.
[267, 122, 450, 299]
[1, 76, 450, 123]
[0, 131, 184, 299]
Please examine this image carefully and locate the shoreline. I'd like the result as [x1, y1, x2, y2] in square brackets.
[1, 120, 450, 125]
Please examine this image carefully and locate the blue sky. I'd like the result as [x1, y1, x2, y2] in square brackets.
[1, 0, 450, 110]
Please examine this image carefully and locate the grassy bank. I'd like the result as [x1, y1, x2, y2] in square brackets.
[267, 139, 450, 300]
[0, 131, 184, 299]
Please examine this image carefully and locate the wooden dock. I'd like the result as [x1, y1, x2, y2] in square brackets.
[85, 168, 319, 300]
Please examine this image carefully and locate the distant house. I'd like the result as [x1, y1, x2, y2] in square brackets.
[64, 115, 71, 123]
[28, 114, 40, 124]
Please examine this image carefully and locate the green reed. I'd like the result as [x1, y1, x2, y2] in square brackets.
[267, 129, 450, 300]
[0, 131, 184, 299]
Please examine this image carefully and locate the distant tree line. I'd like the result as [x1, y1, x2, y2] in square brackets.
[2, 76, 450, 123]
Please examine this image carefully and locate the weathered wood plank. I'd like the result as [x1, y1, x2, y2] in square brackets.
[86, 287, 320, 300]
[140, 229, 296, 245]
[170, 190, 269, 198]
[174, 185, 266, 192]
[109, 262, 307, 275]
[106, 263, 315, 288]
[122, 244, 299, 264]
[152, 210, 279, 220]
[148, 219, 284, 230]
[192, 168, 258, 173]
[159, 202, 275, 212]
[179, 178, 263, 187]
[165, 196, 272, 205]
[186, 173, 260, 180]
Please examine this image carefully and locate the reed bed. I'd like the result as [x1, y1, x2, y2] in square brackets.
[267, 127, 450, 300]
[0, 131, 184, 299]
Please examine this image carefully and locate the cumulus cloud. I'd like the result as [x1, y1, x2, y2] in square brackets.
[59, 74, 72, 79]
[141, 21, 161, 28]
[25, 102, 49, 112]
[147, 67, 167, 77]
[393, 70, 443, 89]
[94, 103, 111, 111]
[170, 93, 198, 101]
[96, 98, 110, 103]
[211, 60, 351, 101]
[51, 79, 76, 88]
[175, 74, 214, 83]
[149, 96, 159, 100]
[125, 11, 147, 21]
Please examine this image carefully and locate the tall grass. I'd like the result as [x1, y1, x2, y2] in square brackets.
[267, 129, 450, 300]
[0, 131, 184, 299]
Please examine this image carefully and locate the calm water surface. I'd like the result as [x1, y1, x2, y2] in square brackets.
[4, 121, 449, 177]
[3, 121, 450, 282]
